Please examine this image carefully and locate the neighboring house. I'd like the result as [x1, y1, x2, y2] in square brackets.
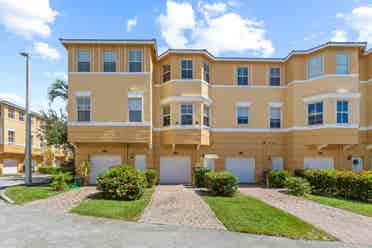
[60, 39, 372, 184]
[0, 100, 64, 174]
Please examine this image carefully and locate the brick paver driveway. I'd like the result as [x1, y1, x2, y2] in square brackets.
[139, 185, 225, 230]
[25, 186, 97, 212]
[240, 187, 372, 245]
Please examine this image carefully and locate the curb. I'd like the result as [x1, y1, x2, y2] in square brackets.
[0, 189, 14, 204]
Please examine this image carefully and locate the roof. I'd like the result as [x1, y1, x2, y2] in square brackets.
[0, 99, 40, 117]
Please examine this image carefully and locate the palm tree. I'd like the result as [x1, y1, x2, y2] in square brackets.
[48, 79, 68, 103]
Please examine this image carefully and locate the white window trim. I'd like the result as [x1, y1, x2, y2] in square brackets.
[74, 91, 91, 97]
[162, 105, 171, 127]
[162, 64, 171, 83]
[268, 106, 282, 129]
[307, 55, 324, 79]
[180, 58, 193, 80]
[335, 53, 349, 75]
[75, 95, 92, 122]
[102, 50, 117, 72]
[179, 103, 194, 126]
[128, 49, 143, 72]
[7, 128, 15, 145]
[128, 94, 144, 123]
[335, 100, 351, 125]
[203, 104, 211, 127]
[236, 67, 249, 85]
[307, 101, 324, 126]
[269, 66, 281, 86]
[77, 49, 90, 71]
[236, 104, 250, 125]
[303, 92, 360, 103]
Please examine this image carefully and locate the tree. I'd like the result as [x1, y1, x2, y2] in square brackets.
[48, 79, 68, 103]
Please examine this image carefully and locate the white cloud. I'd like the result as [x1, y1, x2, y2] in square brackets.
[158, 0, 274, 56]
[0, 0, 58, 38]
[0, 93, 24, 106]
[126, 16, 138, 32]
[330, 29, 348, 42]
[44, 72, 67, 80]
[33, 42, 60, 60]
[158, 1, 196, 48]
[338, 6, 372, 43]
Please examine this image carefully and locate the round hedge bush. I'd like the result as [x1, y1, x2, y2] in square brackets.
[96, 165, 146, 200]
[142, 169, 157, 188]
[206, 171, 238, 196]
[286, 177, 311, 196]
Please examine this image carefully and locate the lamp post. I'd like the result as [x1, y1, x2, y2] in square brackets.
[20, 52, 32, 185]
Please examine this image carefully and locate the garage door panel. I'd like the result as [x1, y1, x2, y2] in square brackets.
[3, 159, 18, 174]
[225, 158, 255, 183]
[89, 155, 122, 184]
[160, 157, 191, 184]
[304, 157, 334, 170]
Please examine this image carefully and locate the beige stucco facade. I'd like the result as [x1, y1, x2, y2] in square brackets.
[61, 39, 372, 182]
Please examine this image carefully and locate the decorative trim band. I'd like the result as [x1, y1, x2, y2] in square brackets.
[160, 96, 212, 105]
[74, 91, 91, 97]
[303, 92, 361, 103]
[68, 121, 151, 126]
[69, 72, 151, 75]
[153, 125, 210, 131]
[288, 74, 359, 86]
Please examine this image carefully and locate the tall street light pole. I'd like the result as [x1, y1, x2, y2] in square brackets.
[20, 52, 32, 185]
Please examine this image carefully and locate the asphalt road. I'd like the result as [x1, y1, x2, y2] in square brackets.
[0, 205, 368, 248]
[0, 175, 51, 189]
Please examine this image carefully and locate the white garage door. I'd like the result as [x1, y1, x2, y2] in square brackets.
[3, 159, 18, 174]
[89, 155, 122, 184]
[160, 156, 191, 184]
[135, 155, 146, 171]
[225, 158, 255, 183]
[304, 157, 334, 169]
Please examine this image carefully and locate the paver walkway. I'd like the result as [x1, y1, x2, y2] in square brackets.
[139, 185, 225, 230]
[25, 186, 97, 212]
[240, 187, 372, 245]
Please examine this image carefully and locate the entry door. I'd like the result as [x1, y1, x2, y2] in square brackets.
[352, 157, 363, 171]
[304, 157, 334, 169]
[3, 159, 18, 174]
[272, 157, 284, 171]
[204, 158, 215, 171]
[160, 156, 191, 184]
[89, 155, 122, 184]
[225, 158, 255, 183]
[135, 155, 146, 171]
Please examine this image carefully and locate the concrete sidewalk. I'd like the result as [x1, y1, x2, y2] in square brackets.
[0, 205, 367, 248]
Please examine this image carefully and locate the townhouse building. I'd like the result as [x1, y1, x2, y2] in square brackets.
[60, 39, 372, 184]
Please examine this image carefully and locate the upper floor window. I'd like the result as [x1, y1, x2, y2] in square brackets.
[236, 106, 249, 124]
[78, 50, 90, 72]
[180, 104, 193, 125]
[19, 111, 24, 121]
[128, 50, 142, 72]
[237, 67, 248, 85]
[269, 67, 281, 86]
[8, 107, 14, 119]
[203, 63, 210, 83]
[181, 59, 193, 79]
[76, 96, 91, 122]
[307, 55, 323, 79]
[308, 102, 323, 125]
[269, 107, 281, 128]
[162, 105, 170, 127]
[336, 53, 349, 74]
[8, 130, 15, 144]
[336, 100, 349, 124]
[162, 64, 171, 83]
[128, 97, 142, 122]
[103, 51, 116, 72]
[203, 105, 210, 127]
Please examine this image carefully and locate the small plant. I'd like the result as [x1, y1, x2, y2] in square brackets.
[268, 170, 289, 188]
[206, 171, 238, 196]
[38, 166, 60, 174]
[194, 167, 211, 188]
[142, 169, 157, 188]
[286, 177, 311, 196]
[97, 165, 146, 200]
[51, 172, 73, 191]
[79, 161, 90, 186]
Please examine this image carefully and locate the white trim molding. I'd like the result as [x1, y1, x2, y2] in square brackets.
[160, 96, 212, 105]
[68, 121, 151, 126]
[74, 91, 91, 97]
[155, 79, 209, 87]
[236, 102, 252, 107]
[288, 74, 359, 86]
[69, 72, 151, 75]
[153, 125, 210, 131]
[360, 78, 372, 84]
[303, 92, 360, 103]
[128, 91, 144, 98]
[268, 102, 284, 107]
[210, 124, 359, 132]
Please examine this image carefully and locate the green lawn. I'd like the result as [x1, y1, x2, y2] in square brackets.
[307, 194, 372, 217]
[202, 192, 335, 241]
[5, 185, 60, 204]
[70, 188, 155, 221]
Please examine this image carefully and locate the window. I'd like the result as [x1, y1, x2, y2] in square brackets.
[19, 111, 24, 121]
[162, 64, 171, 83]
[180, 104, 193, 125]
[203, 105, 210, 127]
[237, 67, 248, 85]
[307, 55, 323, 79]
[237, 106, 249, 124]
[103, 51, 116, 72]
[8, 107, 14, 119]
[162, 105, 170, 126]
[269, 107, 281, 128]
[269, 67, 281, 86]
[181, 59, 193, 79]
[128, 97, 142, 122]
[76, 96, 91, 122]
[308, 102, 323, 125]
[336, 53, 349, 74]
[128, 50, 142, 72]
[8, 130, 15, 144]
[203, 63, 210, 83]
[336, 101, 349, 124]
[78, 50, 90, 72]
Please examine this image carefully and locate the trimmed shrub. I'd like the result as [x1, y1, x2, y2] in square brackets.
[38, 166, 60, 174]
[143, 169, 157, 188]
[51, 172, 73, 191]
[97, 165, 146, 200]
[286, 177, 311, 196]
[194, 167, 210, 188]
[303, 169, 337, 195]
[206, 171, 238, 196]
[60, 160, 75, 175]
[268, 170, 289, 188]
[294, 169, 306, 178]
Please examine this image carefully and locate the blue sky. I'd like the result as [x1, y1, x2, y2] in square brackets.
[0, 0, 371, 111]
